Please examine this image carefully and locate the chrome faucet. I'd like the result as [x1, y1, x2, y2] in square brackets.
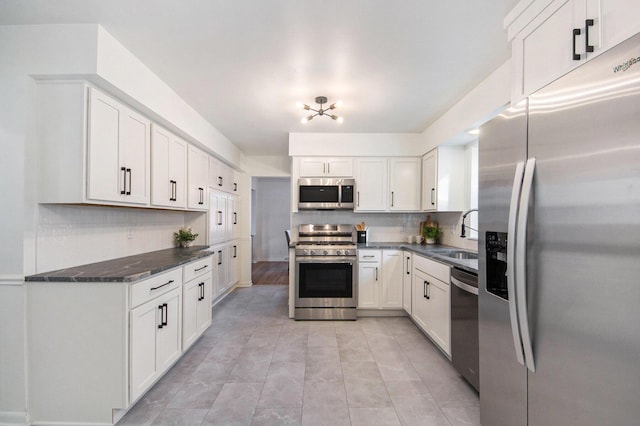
[460, 209, 478, 238]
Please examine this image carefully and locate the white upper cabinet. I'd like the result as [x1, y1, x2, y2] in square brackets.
[209, 157, 236, 194]
[87, 87, 151, 205]
[151, 125, 187, 209]
[389, 158, 421, 211]
[422, 147, 466, 212]
[355, 158, 388, 211]
[299, 157, 353, 177]
[508, 0, 640, 103]
[187, 145, 209, 210]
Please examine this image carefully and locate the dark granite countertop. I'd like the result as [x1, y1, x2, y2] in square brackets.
[357, 242, 478, 274]
[25, 246, 213, 283]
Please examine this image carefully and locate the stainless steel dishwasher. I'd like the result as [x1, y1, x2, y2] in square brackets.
[450, 267, 479, 391]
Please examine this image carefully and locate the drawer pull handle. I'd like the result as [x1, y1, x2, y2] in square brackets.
[194, 265, 208, 272]
[150, 279, 174, 291]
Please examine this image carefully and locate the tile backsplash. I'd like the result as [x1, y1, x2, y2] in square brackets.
[36, 204, 198, 273]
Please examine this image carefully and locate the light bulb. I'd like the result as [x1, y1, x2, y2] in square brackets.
[335, 100, 343, 107]
[334, 116, 344, 124]
[301, 115, 314, 124]
[296, 101, 303, 109]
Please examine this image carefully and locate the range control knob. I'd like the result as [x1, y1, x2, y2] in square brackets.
[344, 250, 350, 256]
[323, 250, 329, 255]
[310, 250, 315, 255]
[336, 250, 342, 256]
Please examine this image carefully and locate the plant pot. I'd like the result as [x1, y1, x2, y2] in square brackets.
[180, 241, 192, 248]
[426, 238, 436, 245]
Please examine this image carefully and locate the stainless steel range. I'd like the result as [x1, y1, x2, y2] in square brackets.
[294, 224, 357, 320]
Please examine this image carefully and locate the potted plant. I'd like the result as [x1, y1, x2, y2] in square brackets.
[422, 225, 442, 245]
[174, 226, 198, 248]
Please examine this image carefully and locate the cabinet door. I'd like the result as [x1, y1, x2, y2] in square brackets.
[428, 278, 451, 356]
[197, 276, 212, 334]
[187, 145, 209, 210]
[422, 151, 437, 211]
[130, 299, 159, 402]
[215, 247, 228, 296]
[87, 88, 150, 205]
[358, 263, 380, 308]
[402, 252, 413, 314]
[389, 158, 421, 211]
[87, 89, 122, 203]
[299, 158, 328, 177]
[155, 289, 182, 375]
[411, 268, 430, 331]
[230, 243, 240, 286]
[512, 0, 583, 102]
[326, 158, 353, 177]
[120, 107, 151, 205]
[227, 196, 237, 240]
[182, 279, 199, 350]
[151, 126, 187, 208]
[355, 158, 388, 211]
[382, 250, 403, 309]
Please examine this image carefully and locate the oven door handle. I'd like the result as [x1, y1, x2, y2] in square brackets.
[295, 256, 355, 264]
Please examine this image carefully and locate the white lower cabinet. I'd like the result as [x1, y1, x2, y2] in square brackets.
[358, 249, 403, 310]
[411, 254, 451, 356]
[130, 278, 182, 403]
[182, 256, 213, 351]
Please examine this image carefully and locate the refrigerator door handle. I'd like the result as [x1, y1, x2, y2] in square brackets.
[517, 157, 536, 373]
[508, 161, 526, 366]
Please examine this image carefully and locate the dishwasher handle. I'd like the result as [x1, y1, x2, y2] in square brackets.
[451, 276, 479, 295]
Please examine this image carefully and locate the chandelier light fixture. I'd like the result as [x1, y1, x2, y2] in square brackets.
[297, 96, 344, 124]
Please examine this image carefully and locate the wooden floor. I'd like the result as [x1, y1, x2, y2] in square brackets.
[252, 261, 289, 285]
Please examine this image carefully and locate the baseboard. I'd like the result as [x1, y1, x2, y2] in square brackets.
[356, 309, 408, 318]
[0, 411, 28, 425]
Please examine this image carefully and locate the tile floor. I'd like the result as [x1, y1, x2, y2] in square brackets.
[118, 285, 479, 425]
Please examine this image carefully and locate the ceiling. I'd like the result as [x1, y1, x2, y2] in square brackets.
[1, 0, 520, 156]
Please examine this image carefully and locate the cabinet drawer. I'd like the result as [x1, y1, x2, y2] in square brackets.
[358, 250, 381, 262]
[131, 268, 183, 308]
[413, 254, 450, 284]
[183, 256, 213, 282]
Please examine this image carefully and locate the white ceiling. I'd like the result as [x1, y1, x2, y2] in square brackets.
[1, 0, 520, 156]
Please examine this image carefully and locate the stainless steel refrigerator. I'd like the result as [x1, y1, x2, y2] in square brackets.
[478, 32, 640, 425]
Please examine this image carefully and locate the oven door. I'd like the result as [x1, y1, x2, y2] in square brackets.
[295, 257, 357, 308]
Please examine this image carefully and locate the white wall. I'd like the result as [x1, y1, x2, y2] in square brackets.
[244, 156, 290, 177]
[289, 133, 425, 156]
[253, 178, 291, 262]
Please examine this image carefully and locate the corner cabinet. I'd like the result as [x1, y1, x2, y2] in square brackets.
[37, 82, 152, 206]
[411, 254, 451, 356]
[357, 249, 404, 310]
[422, 147, 466, 212]
[508, 0, 640, 103]
[402, 251, 413, 314]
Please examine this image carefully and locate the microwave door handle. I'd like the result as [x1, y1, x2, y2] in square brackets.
[338, 182, 342, 207]
[507, 160, 526, 367]
[516, 158, 536, 373]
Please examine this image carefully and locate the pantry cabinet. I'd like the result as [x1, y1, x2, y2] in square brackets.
[411, 254, 451, 356]
[422, 147, 466, 212]
[209, 157, 237, 194]
[389, 158, 422, 211]
[299, 157, 354, 177]
[151, 125, 187, 208]
[508, 0, 640, 103]
[187, 145, 209, 210]
[354, 158, 388, 211]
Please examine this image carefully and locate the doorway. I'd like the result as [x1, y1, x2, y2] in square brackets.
[251, 177, 291, 284]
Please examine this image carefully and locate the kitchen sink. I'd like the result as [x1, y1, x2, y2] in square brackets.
[435, 250, 478, 260]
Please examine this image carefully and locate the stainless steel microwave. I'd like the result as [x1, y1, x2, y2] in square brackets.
[298, 178, 355, 210]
